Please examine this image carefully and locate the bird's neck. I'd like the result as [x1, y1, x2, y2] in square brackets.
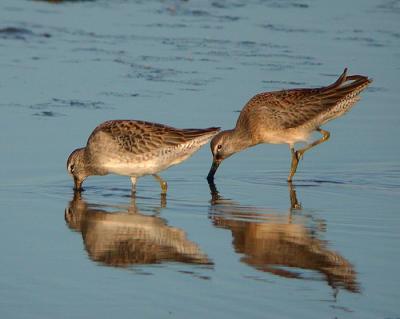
[228, 128, 254, 153]
[80, 148, 97, 176]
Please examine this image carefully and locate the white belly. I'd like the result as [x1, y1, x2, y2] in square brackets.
[102, 158, 169, 177]
[261, 128, 312, 146]
[98, 147, 196, 177]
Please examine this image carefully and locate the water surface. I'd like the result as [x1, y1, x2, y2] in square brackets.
[0, 0, 399, 318]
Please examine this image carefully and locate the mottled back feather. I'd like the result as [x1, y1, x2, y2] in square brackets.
[236, 68, 372, 131]
[88, 120, 220, 155]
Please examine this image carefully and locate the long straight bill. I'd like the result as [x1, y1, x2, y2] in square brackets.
[207, 160, 220, 182]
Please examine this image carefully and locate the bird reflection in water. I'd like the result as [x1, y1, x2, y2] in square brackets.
[208, 182, 359, 293]
[65, 193, 212, 268]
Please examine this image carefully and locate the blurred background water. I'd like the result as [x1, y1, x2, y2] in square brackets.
[0, 0, 399, 318]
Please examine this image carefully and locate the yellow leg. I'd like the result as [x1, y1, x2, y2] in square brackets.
[288, 182, 301, 210]
[153, 174, 168, 194]
[287, 128, 330, 182]
[296, 128, 330, 160]
[288, 147, 299, 182]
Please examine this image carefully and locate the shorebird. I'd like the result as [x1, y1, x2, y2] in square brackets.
[67, 120, 220, 193]
[207, 68, 372, 182]
[65, 194, 212, 267]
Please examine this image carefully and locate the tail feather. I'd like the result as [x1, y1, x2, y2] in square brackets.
[181, 127, 220, 139]
[310, 69, 372, 127]
[323, 68, 348, 91]
[321, 68, 372, 101]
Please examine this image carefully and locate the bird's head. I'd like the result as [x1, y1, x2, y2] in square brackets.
[207, 130, 236, 181]
[67, 147, 87, 191]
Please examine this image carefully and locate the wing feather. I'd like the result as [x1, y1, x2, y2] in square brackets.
[90, 120, 219, 155]
[237, 69, 372, 130]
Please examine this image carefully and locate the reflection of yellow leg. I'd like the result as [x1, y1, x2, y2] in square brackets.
[160, 194, 167, 208]
[127, 197, 139, 214]
[287, 128, 330, 182]
[130, 177, 137, 195]
[153, 174, 168, 194]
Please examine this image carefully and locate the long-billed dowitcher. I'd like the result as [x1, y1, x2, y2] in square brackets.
[207, 68, 372, 182]
[67, 120, 220, 193]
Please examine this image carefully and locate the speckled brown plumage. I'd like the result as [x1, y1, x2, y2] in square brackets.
[90, 120, 218, 155]
[207, 68, 372, 182]
[236, 70, 371, 137]
[67, 120, 220, 193]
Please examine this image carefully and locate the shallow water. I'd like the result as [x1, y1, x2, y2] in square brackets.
[1, 0, 399, 318]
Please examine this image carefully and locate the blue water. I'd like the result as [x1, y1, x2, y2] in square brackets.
[1, 0, 399, 318]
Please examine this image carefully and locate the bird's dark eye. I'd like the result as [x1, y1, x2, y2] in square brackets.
[217, 145, 222, 150]
[69, 164, 75, 173]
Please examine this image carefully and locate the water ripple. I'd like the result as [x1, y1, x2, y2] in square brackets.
[0, 26, 51, 40]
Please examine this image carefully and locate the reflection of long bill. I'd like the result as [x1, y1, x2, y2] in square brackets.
[73, 176, 83, 191]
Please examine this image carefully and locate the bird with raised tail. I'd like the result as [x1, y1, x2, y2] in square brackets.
[207, 68, 372, 182]
[67, 120, 220, 193]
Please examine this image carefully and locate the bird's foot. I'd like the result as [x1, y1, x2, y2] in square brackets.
[295, 150, 305, 161]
